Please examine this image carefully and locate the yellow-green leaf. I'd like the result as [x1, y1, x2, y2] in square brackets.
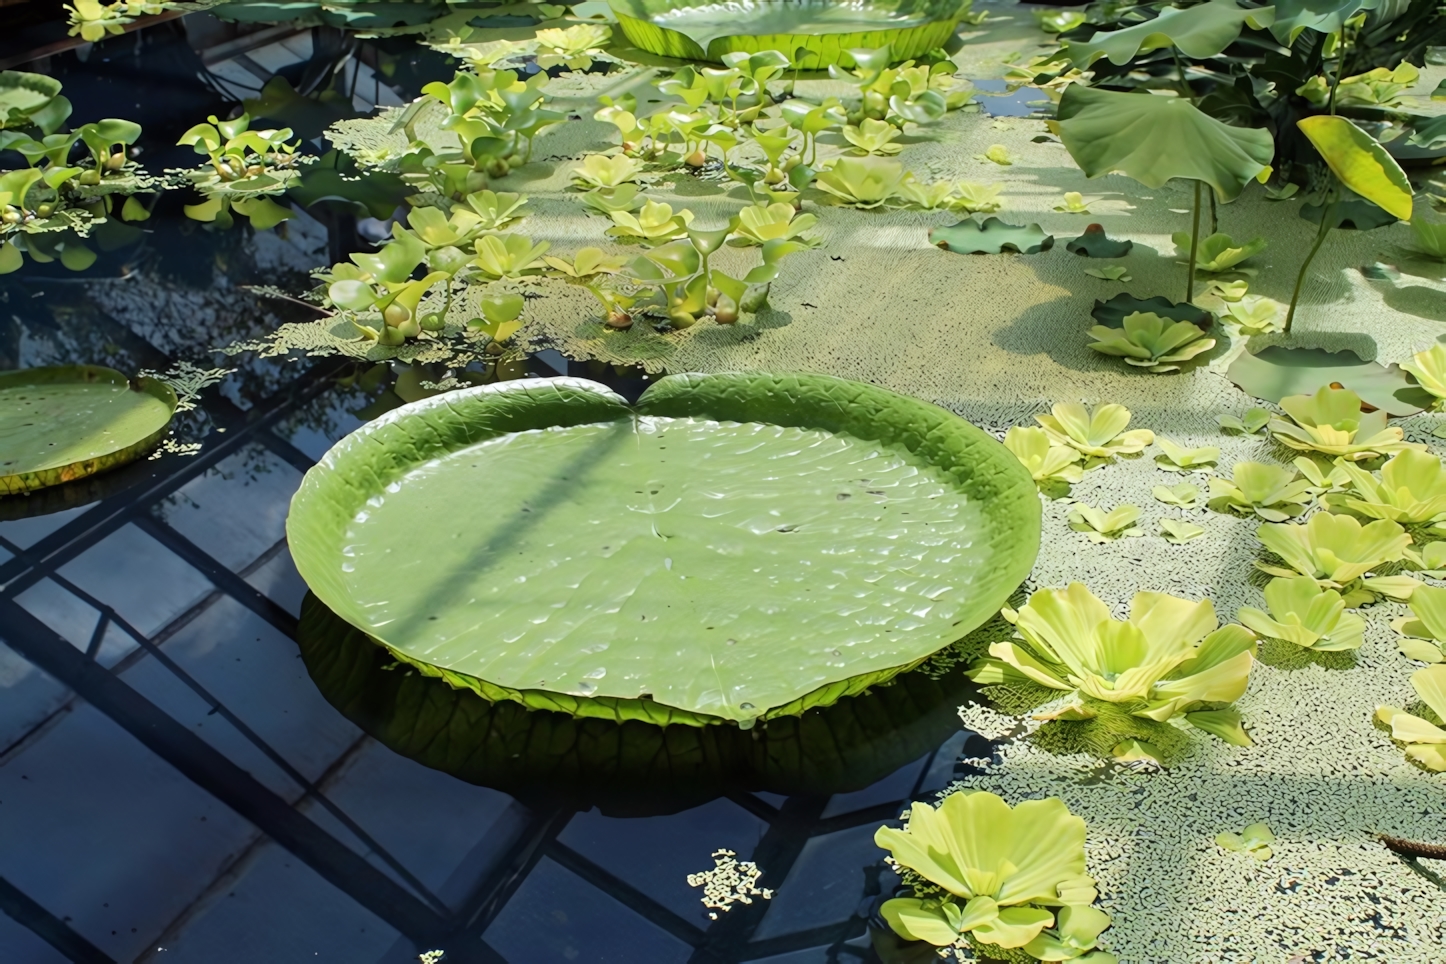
[1296, 115, 1413, 222]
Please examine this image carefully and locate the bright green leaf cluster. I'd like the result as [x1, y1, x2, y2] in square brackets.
[877, 791, 1114, 960]
[1267, 386, 1424, 461]
[1238, 576, 1365, 651]
[1088, 312, 1215, 373]
[1377, 665, 1446, 771]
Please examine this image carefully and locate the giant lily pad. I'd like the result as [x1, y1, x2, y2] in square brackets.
[1227, 346, 1434, 416]
[931, 217, 1054, 254]
[298, 591, 982, 815]
[1, 366, 177, 496]
[608, 0, 970, 68]
[287, 373, 1040, 728]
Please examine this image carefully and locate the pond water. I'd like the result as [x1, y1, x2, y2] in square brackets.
[0, 17, 988, 964]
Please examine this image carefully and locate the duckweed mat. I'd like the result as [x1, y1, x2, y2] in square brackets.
[309, 4, 1446, 957]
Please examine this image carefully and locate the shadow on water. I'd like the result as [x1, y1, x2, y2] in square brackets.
[298, 593, 980, 817]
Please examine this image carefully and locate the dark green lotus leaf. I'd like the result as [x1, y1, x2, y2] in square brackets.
[1300, 196, 1398, 231]
[1270, 0, 1392, 43]
[1227, 345, 1433, 416]
[1091, 293, 1213, 329]
[608, 0, 969, 68]
[298, 592, 982, 815]
[1056, 85, 1274, 202]
[1066, 223, 1133, 258]
[930, 217, 1054, 254]
[1062, 0, 1275, 68]
[0, 71, 65, 130]
[286, 373, 1040, 727]
[0, 366, 177, 496]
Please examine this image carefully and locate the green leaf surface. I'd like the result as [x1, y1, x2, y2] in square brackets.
[1066, 224, 1133, 258]
[1297, 115, 1413, 222]
[296, 591, 985, 813]
[1300, 195, 1398, 231]
[1062, 0, 1274, 67]
[609, 0, 970, 67]
[0, 365, 177, 495]
[1270, 0, 1389, 43]
[286, 373, 1040, 726]
[930, 217, 1054, 254]
[1227, 346, 1432, 417]
[1057, 86, 1274, 201]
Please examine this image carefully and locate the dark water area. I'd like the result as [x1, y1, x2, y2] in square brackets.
[0, 17, 988, 964]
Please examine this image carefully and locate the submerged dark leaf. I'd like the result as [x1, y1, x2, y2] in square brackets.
[1301, 196, 1399, 230]
[930, 217, 1054, 254]
[1091, 293, 1212, 329]
[1066, 223, 1133, 258]
[1227, 345, 1433, 416]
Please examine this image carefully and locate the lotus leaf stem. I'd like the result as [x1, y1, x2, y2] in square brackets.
[1381, 834, 1446, 861]
[1284, 193, 1337, 332]
[1186, 179, 1202, 303]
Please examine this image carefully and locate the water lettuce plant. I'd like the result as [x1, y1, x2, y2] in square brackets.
[1222, 297, 1283, 335]
[1391, 583, 1446, 663]
[1376, 665, 1446, 771]
[1238, 576, 1365, 652]
[968, 583, 1257, 754]
[1155, 439, 1219, 472]
[1004, 426, 1083, 485]
[1401, 345, 1446, 410]
[1219, 407, 1271, 436]
[814, 156, 905, 208]
[1256, 511, 1412, 604]
[607, 199, 695, 243]
[1170, 232, 1267, 273]
[731, 202, 818, 246]
[1407, 213, 1446, 261]
[1160, 519, 1206, 544]
[1153, 482, 1201, 508]
[1036, 402, 1153, 460]
[1267, 387, 1422, 461]
[1330, 450, 1446, 524]
[876, 790, 1113, 959]
[842, 118, 903, 155]
[573, 153, 646, 189]
[1208, 462, 1314, 521]
[1216, 822, 1275, 861]
[1087, 312, 1214, 373]
[1068, 502, 1141, 542]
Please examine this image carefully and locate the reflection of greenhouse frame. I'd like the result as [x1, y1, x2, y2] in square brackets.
[609, 0, 972, 68]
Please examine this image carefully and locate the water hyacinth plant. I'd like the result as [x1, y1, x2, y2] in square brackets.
[1004, 426, 1084, 486]
[1036, 402, 1153, 460]
[1376, 665, 1446, 771]
[876, 790, 1115, 961]
[1267, 387, 1424, 461]
[1088, 312, 1214, 373]
[1208, 462, 1314, 521]
[1238, 576, 1366, 652]
[1330, 450, 1446, 525]
[968, 583, 1257, 758]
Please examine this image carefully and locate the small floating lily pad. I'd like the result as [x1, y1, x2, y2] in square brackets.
[1066, 223, 1133, 258]
[1226, 346, 1434, 417]
[287, 373, 1041, 728]
[1, 365, 177, 496]
[930, 217, 1054, 255]
[1091, 293, 1213, 329]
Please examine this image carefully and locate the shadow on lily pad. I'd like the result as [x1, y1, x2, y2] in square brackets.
[297, 593, 981, 816]
[1226, 345, 1433, 417]
[1091, 293, 1213, 329]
